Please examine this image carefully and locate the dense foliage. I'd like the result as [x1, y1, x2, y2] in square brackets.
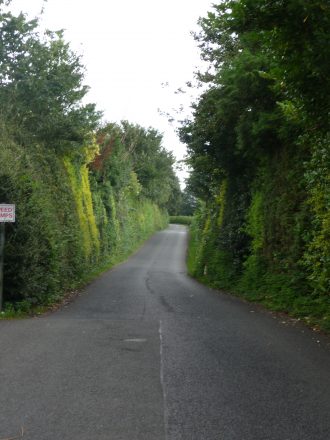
[0, 4, 179, 311]
[182, 1, 330, 330]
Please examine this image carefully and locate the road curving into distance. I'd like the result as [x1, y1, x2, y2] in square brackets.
[1, 224, 330, 439]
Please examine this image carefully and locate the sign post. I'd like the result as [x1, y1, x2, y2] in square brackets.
[0, 204, 15, 312]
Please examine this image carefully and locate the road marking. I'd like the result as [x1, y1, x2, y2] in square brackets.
[159, 320, 169, 440]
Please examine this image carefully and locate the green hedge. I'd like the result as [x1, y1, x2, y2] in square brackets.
[0, 132, 168, 312]
[169, 216, 193, 225]
[187, 144, 330, 332]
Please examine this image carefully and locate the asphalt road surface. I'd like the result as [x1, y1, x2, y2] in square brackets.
[1, 225, 330, 440]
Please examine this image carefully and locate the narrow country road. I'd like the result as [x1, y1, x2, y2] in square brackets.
[1, 225, 330, 440]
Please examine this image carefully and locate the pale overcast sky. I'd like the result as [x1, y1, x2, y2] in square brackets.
[9, 0, 215, 184]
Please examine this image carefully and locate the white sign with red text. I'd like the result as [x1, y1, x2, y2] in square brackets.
[0, 204, 15, 222]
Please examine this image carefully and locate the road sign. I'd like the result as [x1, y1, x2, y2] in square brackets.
[0, 204, 15, 222]
[0, 204, 15, 311]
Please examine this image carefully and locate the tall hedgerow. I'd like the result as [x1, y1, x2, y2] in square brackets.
[182, 0, 330, 330]
[0, 4, 175, 310]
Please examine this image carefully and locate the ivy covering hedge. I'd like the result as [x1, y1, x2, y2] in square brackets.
[0, 130, 169, 309]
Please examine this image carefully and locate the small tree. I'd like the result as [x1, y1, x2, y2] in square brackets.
[0, 2, 101, 151]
